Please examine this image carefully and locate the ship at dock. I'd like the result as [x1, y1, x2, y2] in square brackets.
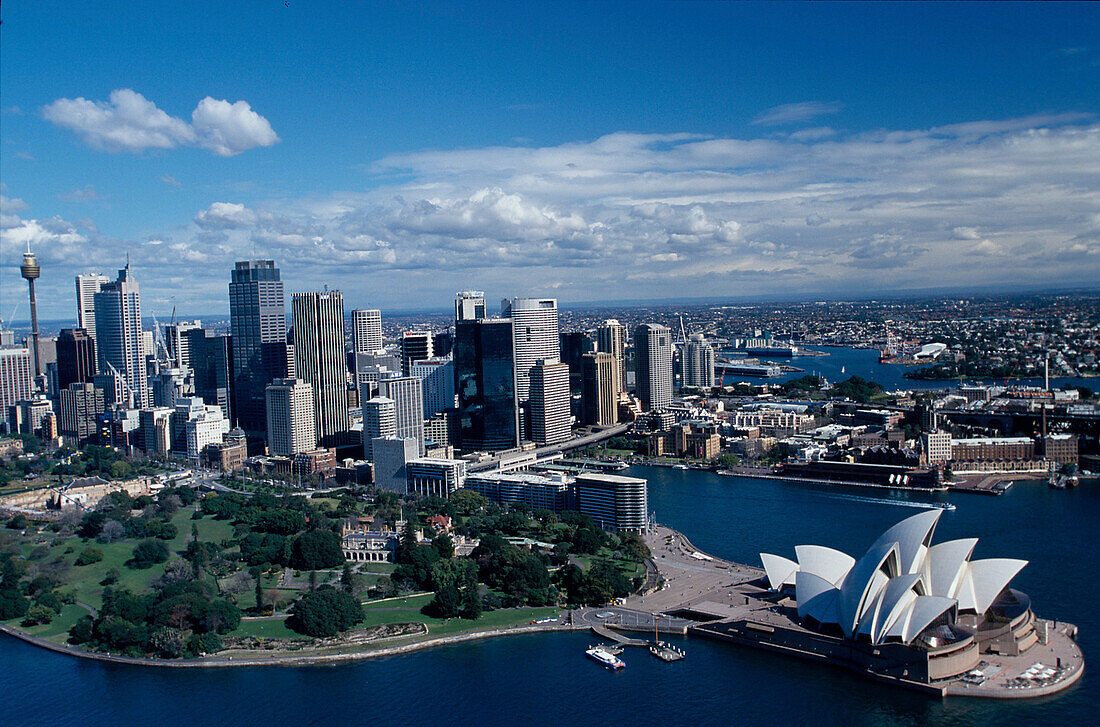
[585, 645, 626, 670]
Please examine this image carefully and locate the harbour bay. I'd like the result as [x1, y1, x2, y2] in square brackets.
[2, 466, 1093, 727]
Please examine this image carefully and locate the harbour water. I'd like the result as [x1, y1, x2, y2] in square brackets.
[2, 468, 1094, 726]
[772, 345, 1096, 392]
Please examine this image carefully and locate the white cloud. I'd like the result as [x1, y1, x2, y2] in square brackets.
[5, 113, 1100, 316]
[191, 98, 279, 157]
[41, 89, 278, 156]
[194, 202, 259, 229]
[753, 101, 843, 126]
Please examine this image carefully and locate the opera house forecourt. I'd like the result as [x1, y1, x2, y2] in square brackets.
[694, 511, 1084, 697]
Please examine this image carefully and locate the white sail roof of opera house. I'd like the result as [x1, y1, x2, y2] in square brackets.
[760, 510, 1027, 646]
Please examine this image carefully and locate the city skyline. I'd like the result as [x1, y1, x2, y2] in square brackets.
[2, 2, 1099, 322]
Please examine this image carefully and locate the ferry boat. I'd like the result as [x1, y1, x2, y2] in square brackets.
[673, 464, 690, 470]
[585, 646, 625, 670]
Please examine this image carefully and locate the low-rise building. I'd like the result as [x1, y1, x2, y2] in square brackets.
[405, 457, 467, 497]
[293, 448, 336, 479]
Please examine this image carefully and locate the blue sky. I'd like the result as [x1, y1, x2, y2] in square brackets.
[2, 1, 1099, 321]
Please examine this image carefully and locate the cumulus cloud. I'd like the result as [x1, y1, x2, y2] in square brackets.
[753, 101, 843, 126]
[5, 113, 1100, 316]
[41, 89, 278, 156]
[195, 202, 259, 229]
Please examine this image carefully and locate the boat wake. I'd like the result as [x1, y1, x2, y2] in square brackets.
[815, 492, 954, 511]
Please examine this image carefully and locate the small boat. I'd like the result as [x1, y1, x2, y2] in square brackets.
[673, 464, 689, 470]
[931, 502, 956, 511]
[586, 646, 625, 670]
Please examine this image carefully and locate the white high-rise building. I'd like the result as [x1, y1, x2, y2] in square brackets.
[501, 297, 560, 404]
[529, 359, 570, 445]
[410, 358, 455, 418]
[75, 273, 108, 339]
[0, 348, 33, 419]
[292, 291, 349, 447]
[380, 376, 424, 454]
[93, 264, 148, 408]
[362, 396, 396, 461]
[683, 334, 716, 389]
[634, 323, 673, 411]
[597, 319, 626, 393]
[352, 309, 383, 354]
[455, 291, 486, 321]
[185, 402, 230, 464]
[372, 436, 419, 493]
[265, 378, 317, 457]
[164, 320, 202, 368]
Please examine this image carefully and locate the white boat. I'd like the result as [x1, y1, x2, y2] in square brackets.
[673, 464, 689, 470]
[586, 646, 625, 670]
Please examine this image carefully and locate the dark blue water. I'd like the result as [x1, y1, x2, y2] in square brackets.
[2, 468, 1094, 726]
[771, 345, 1095, 392]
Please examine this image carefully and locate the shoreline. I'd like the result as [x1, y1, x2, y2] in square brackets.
[0, 619, 586, 669]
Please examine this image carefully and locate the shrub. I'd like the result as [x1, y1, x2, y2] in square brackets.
[75, 547, 104, 566]
[128, 539, 169, 569]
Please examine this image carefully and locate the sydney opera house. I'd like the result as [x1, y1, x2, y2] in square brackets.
[695, 510, 1082, 695]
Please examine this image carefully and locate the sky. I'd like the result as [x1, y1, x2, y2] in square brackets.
[1, 1, 1099, 322]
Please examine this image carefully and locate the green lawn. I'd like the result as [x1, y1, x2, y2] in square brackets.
[167, 510, 236, 552]
[230, 617, 304, 640]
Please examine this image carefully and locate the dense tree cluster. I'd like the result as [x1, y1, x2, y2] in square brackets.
[69, 577, 240, 657]
[287, 585, 363, 637]
[831, 376, 884, 402]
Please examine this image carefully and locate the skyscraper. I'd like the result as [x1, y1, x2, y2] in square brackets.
[362, 396, 396, 461]
[634, 323, 672, 411]
[187, 331, 233, 420]
[501, 297, 560, 407]
[265, 378, 317, 457]
[683, 334, 716, 389]
[0, 348, 33, 420]
[529, 359, 570, 445]
[230, 260, 288, 439]
[56, 329, 97, 392]
[380, 376, 425, 454]
[94, 264, 148, 407]
[597, 319, 626, 393]
[455, 290, 486, 321]
[352, 309, 383, 354]
[59, 382, 105, 446]
[292, 290, 349, 447]
[400, 331, 433, 375]
[560, 330, 596, 393]
[582, 351, 619, 426]
[455, 318, 518, 451]
[75, 273, 108, 337]
[164, 320, 202, 367]
[410, 358, 455, 418]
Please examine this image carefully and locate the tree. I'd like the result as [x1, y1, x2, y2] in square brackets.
[97, 519, 126, 544]
[309, 570, 318, 591]
[340, 563, 354, 592]
[460, 573, 482, 620]
[253, 568, 264, 612]
[424, 583, 462, 619]
[432, 533, 454, 559]
[22, 604, 55, 626]
[290, 529, 344, 570]
[287, 585, 364, 637]
[109, 460, 132, 480]
[128, 539, 169, 569]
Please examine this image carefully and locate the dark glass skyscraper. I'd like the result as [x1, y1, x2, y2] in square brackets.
[230, 260, 287, 438]
[187, 330, 233, 421]
[56, 328, 97, 392]
[455, 318, 518, 451]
